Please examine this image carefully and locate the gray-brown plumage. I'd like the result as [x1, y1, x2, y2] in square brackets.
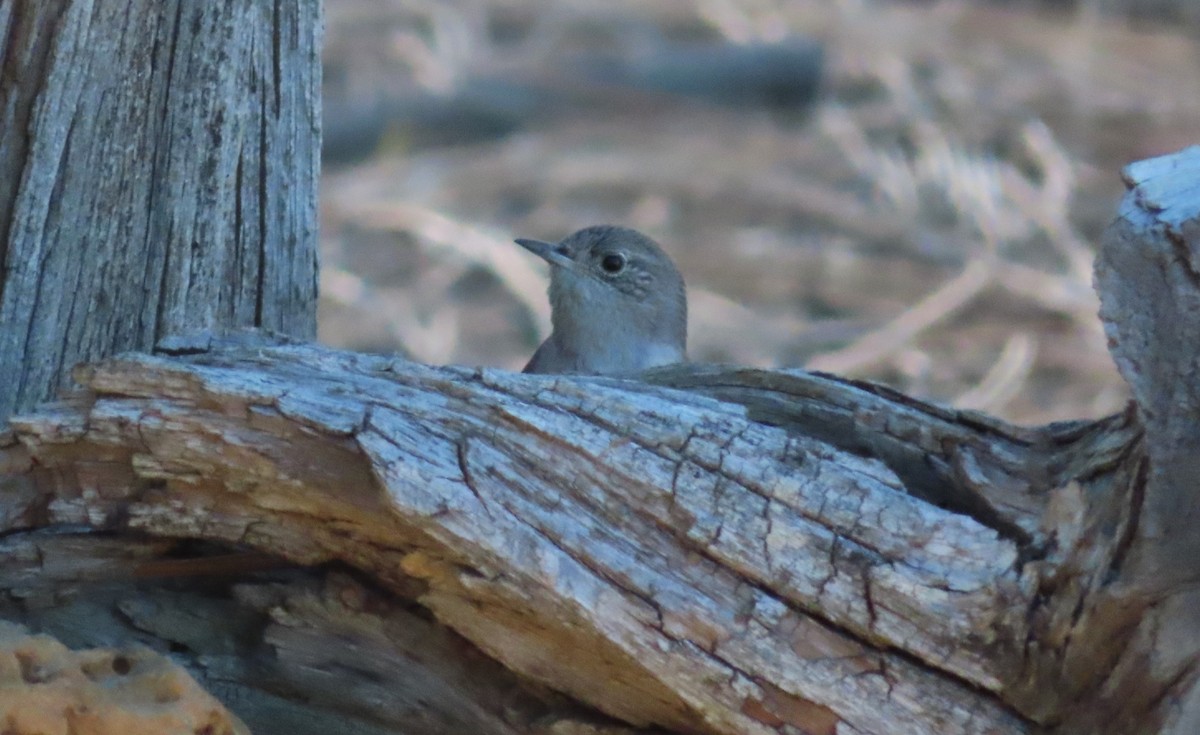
[515, 225, 687, 375]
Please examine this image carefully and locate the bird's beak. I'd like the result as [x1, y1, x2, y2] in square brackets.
[515, 238, 577, 271]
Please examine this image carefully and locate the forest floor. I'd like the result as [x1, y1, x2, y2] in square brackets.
[317, 0, 1199, 424]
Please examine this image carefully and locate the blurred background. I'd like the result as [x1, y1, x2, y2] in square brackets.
[317, 0, 1199, 425]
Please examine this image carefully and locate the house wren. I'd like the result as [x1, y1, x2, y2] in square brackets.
[515, 225, 687, 375]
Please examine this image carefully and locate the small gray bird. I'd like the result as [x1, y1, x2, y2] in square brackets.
[515, 225, 687, 375]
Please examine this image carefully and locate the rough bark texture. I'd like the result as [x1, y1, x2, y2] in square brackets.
[0, 0, 1195, 727]
[0, 0, 322, 421]
[0, 333, 1145, 735]
[3, 147, 1198, 735]
[1087, 146, 1200, 735]
[2, 343, 1056, 735]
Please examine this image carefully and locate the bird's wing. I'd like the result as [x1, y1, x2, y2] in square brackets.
[522, 339, 560, 374]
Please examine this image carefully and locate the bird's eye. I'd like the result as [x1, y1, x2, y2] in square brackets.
[600, 253, 626, 274]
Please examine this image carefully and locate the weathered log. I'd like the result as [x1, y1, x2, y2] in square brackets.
[3, 342, 1032, 734]
[0, 1, 1196, 726]
[5, 147, 1199, 735]
[0, 335, 1146, 734]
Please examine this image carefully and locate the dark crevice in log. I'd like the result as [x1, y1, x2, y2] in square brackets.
[2, 529, 647, 735]
[0, 0, 71, 266]
[1106, 451, 1148, 581]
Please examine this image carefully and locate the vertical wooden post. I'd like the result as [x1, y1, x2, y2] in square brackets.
[0, 0, 322, 419]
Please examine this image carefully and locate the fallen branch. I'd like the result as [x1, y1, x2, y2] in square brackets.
[3, 146, 1199, 735]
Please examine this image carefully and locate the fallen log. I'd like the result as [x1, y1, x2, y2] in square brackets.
[2, 148, 1197, 734]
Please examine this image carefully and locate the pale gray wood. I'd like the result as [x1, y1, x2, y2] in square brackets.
[1097, 145, 1200, 589]
[2, 332, 1147, 735]
[6, 144, 1199, 734]
[0, 0, 321, 421]
[0, 7, 1196, 730]
[1089, 145, 1200, 735]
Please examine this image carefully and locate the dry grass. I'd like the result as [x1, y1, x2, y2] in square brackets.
[318, 0, 1200, 424]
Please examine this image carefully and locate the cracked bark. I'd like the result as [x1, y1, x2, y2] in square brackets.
[1, 0, 1197, 730]
[0, 0, 320, 421]
[3, 145, 1198, 735]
